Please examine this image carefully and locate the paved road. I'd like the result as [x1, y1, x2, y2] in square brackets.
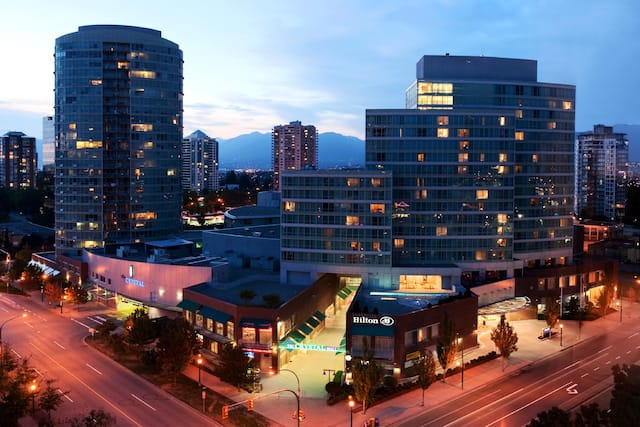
[1, 293, 216, 427]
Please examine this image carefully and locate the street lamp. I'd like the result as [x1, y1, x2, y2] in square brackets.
[0, 312, 27, 346]
[201, 386, 206, 413]
[196, 354, 203, 386]
[270, 368, 301, 400]
[457, 335, 464, 390]
[60, 295, 67, 314]
[560, 323, 563, 347]
[29, 381, 37, 412]
[348, 395, 355, 427]
[270, 368, 302, 426]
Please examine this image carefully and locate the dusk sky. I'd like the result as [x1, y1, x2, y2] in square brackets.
[1, 0, 638, 141]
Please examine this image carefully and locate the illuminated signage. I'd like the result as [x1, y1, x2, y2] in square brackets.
[352, 315, 395, 326]
[280, 343, 339, 352]
[125, 277, 144, 288]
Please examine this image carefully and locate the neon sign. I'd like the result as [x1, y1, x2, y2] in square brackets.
[280, 343, 339, 352]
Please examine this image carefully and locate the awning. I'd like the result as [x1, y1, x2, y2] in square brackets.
[298, 323, 313, 335]
[288, 330, 306, 343]
[351, 324, 395, 337]
[313, 310, 326, 321]
[198, 329, 232, 344]
[239, 318, 272, 329]
[177, 299, 201, 312]
[28, 260, 60, 277]
[305, 316, 320, 328]
[199, 306, 231, 323]
[337, 289, 348, 299]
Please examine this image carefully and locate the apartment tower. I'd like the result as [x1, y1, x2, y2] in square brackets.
[54, 25, 183, 254]
[181, 130, 219, 193]
[0, 131, 37, 189]
[272, 121, 317, 191]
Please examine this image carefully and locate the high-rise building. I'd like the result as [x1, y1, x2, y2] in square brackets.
[182, 130, 219, 193]
[0, 131, 37, 189]
[54, 25, 183, 255]
[576, 124, 629, 221]
[405, 55, 576, 270]
[42, 116, 55, 169]
[272, 121, 317, 191]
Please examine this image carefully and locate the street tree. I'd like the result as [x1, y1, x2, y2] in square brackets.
[352, 337, 383, 415]
[215, 343, 255, 390]
[0, 346, 33, 426]
[67, 284, 89, 305]
[69, 409, 117, 427]
[38, 378, 68, 422]
[609, 363, 640, 425]
[124, 308, 155, 346]
[544, 295, 560, 329]
[156, 317, 197, 383]
[597, 284, 615, 317]
[413, 349, 436, 407]
[436, 312, 458, 382]
[490, 314, 519, 371]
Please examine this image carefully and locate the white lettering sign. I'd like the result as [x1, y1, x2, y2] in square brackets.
[125, 277, 144, 288]
[352, 315, 395, 326]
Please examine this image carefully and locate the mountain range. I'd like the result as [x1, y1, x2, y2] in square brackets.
[218, 131, 364, 170]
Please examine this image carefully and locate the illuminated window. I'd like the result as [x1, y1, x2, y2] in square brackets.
[515, 131, 524, 141]
[530, 198, 538, 206]
[167, 169, 177, 176]
[436, 227, 447, 236]
[533, 231, 539, 239]
[476, 190, 489, 200]
[515, 110, 523, 119]
[370, 204, 385, 214]
[515, 165, 523, 173]
[417, 82, 453, 94]
[372, 242, 381, 251]
[497, 214, 507, 224]
[90, 79, 102, 86]
[351, 242, 361, 250]
[562, 101, 572, 110]
[415, 189, 427, 199]
[417, 177, 425, 186]
[549, 230, 555, 238]
[131, 124, 153, 132]
[499, 116, 506, 126]
[347, 178, 360, 187]
[284, 201, 295, 212]
[371, 178, 382, 187]
[547, 121, 557, 129]
[143, 141, 154, 149]
[475, 251, 487, 261]
[69, 123, 76, 130]
[499, 153, 507, 162]
[458, 166, 468, 174]
[458, 128, 469, 137]
[346, 216, 360, 226]
[133, 212, 157, 220]
[532, 154, 538, 163]
[459, 141, 469, 150]
[438, 116, 449, 125]
[130, 70, 156, 78]
[117, 61, 129, 69]
[393, 239, 405, 248]
[497, 238, 506, 247]
[497, 226, 504, 235]
[480, 153, 485, 162]
[76, 141, 103, 149]
[417, 153, 425, 162]
[548, 100, 557, 108]
[458, 153, 468, 162]
[437, 128, 449, 138]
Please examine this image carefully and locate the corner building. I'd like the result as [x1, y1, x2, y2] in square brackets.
[54, 25, 183, 255]
[406, 55, 576, 270]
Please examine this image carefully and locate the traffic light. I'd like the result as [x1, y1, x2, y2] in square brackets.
[222, 405, 229, 419]
[247, 399, 254, 411]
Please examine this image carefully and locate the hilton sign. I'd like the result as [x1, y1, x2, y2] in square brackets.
[352, 315, 395, 326]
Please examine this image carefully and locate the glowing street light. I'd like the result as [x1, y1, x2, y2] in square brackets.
[0, 312, 27, 346]
[29, 381, 37, 412]
[560, 324, 563, 346]
[348, 395, 355, 427]
[196, 354, 203, 385]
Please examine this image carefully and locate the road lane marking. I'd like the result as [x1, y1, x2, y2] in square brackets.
[628, 332, 638, 339]
[598, 345, 613, 354]
[86, 363, 103, 375]
[11, 349, 22, 358]
[438, 388, 521, 427]
[486, 382, 573, 426]
[594, 367, 600, 371]
[606, 361, 611, 365]
[566, 383, 578, 394]
[29, 342, 142, 427]
[53, 341, 66, 350]
[131, 393, 157, 411]
[581, 373, 589, 378]
[562, 361, 580, 371]
[88, 317, 104, 324]
[71, 318, 91, 328]
[615, 356, 621, 360]
[627, 350, 632, 354]
[25, 322, 34, 328]
[59, 389, 73, 402]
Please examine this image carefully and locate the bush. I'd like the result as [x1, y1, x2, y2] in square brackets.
[325, 381, 342, 397]
[382, 375, 398, 389]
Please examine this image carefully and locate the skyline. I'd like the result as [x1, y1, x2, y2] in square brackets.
[1, 0, 639, 142]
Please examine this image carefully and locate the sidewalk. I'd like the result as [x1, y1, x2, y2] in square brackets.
[183, 300, 640, 427]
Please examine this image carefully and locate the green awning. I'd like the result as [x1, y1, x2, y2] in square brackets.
[200, 306, 231, 323]
[289, 330, 305, 343]
[305, 316, 320, 328]
[314, 311, 326, 321]
[298, 323, 313, 335]
[177, 299, 201, 312]
[337, 289, 348, 299]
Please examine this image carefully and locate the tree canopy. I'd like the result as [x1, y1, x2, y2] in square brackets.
[352, 337, 383, 414]
[436, 312, 458, 382]
[490, 314, 519, 371]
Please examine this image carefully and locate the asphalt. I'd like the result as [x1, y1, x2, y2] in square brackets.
[183, 299, 640, 427]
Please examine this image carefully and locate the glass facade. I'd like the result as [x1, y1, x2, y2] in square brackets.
[281, 170, 392, 268]
[366, 110, 515, 268]
[405, 56, 575, 266]
[54, 25, 183, 254]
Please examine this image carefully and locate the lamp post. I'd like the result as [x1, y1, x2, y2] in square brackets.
[0, 312, 27, 346]
[201, 386, 206, 413]
[560, 323, 563, 347]
[348, 395, 355, 427]
[196, 354, 203, 386]
[457, 335, 464, 390]
[60, 295, 67, 314]
[29, 382, 37, 412]
[271, 368, 301, 400]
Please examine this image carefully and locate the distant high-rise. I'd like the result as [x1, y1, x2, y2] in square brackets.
[54, 25, 183, 254]
[0, 131, 37, 189]
[576, 124, 629, 221]
[42, 116, 55, 169]
[182, 130, 219, 193]
[272, 121, 317, 191]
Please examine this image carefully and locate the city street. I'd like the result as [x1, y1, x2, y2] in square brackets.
[1, 292, 216, 427]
